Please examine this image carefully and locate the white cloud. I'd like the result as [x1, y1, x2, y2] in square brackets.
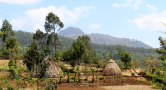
[11, 17, 27, 29]
[33, 24, 45, 33]
[112, 0, 132, 8]
[126, 19, 132, 22]
[146, 4, 158, 10]
[89, 23, 101, 29]
[143, 40, 153, 47]
[133, 0, 142, 9]
[0, 0, 42, 4]
[11, 5, 95, 31]
[133, 11, 166, 30]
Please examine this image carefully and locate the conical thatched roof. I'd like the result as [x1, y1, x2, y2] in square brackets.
[103, 59, 122, 76]
[45, 56, 62, 78]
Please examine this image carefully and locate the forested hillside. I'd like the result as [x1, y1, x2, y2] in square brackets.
[0, 30, 158, 61]
[58, 27, 152, 49]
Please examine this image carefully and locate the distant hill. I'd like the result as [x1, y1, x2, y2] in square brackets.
[58, 27, 152, 49]
[58, 27, 85, 37]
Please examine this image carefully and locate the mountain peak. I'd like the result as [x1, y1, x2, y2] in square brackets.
[58, 26, 85, 37]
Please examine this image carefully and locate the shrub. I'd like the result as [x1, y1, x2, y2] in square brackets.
[69, 60, 76, 70]
[118, 60, 124, 71]
[82, 66, 90, 81]
[58, 61, 67, 72]
[8, 59, 21, 80]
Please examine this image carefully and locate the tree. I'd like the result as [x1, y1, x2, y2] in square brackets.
[33, 29, 46, 51]
[82, 49, 93, 65]
[156, 36, 166, 61]
[71, 38, 86, 65]
[0, 19, 14, 42]
[108, 48, 113, 59]
[44, 12, 64, 52]
[3, 36, 19, 62]
[77, 35, 91, 51]
[23, 39, 49, 79]
[116, 44, 123, 59]
[120, 51, 132, 69]
[24, 39, 39, 72]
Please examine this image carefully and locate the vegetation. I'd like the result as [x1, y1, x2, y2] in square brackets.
[0, 10, 165, 90]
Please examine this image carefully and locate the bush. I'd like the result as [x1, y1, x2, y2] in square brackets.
[58, 61, 67, 72]
[8, 59, 21, 80]
[69, 60, 76, 69]
[82, 66, 90, 81]
[7, 85, 14, 90]
[118, 60, 124, 71]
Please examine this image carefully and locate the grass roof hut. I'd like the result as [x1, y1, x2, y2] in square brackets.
[103, 59, 122, 76]
[45, 56, 62, 78]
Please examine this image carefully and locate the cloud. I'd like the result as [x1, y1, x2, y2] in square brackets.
[11, 17, 27, 29]
[112, 0, 132, 8]
[89, 23, 101, 29]
[146, 4, 158, 10]
[143, 40, 153, 47]
[33, 24, 45, 33]
[112, 0, 142, 10]
[133, 11, 166, 30]
[0, 0, 42, 4]
[11, 5, 95, 31]
[133, 0, 142, 9]
[126, 19, 132, 22]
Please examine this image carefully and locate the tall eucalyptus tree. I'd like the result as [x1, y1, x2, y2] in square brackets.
[44, 12, 64, 52]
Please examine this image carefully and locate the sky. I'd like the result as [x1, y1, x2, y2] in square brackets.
[0, 0, 166, 48]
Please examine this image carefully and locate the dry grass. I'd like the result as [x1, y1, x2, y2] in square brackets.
[0, 60, 27, 70]
[64, 64, 103, 72]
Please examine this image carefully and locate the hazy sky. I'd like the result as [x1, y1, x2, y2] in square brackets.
[0, 0, 166, 48]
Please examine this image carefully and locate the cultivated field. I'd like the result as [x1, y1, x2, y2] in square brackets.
[0, 60, 158, 90]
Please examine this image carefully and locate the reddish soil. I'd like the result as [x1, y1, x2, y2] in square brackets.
[55, 75, 151, 90]
[0, 71, 153, 90]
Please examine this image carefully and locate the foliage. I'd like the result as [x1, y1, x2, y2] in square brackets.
[65, 68, 70, 83]
[156, 36, 166, 61]
[0, 19, 14, 42]
[82, 49, 93, 65]
[82, 66, 91, 81]
[142, 55, 160, 72]
[71, 38, 86, 65]
[8, 59, 21, 80]
[108, 48, 113, 59]
[44, 12, 64, 52]
[23, 39, 39, 71]
[116, 44, 124, 59]
[45, 80, 58, 90]
[77, 35, 91, 51]
[23, 40, 49, 79]
[69, 60, 76, 70]
[131, 59, 141, 70]
[117, 60, 124, 71]
[54, 49, 62, 61]
[90, 66, 95, 82]
[120, 51, 132, 68]
[57, 61, 67, 72]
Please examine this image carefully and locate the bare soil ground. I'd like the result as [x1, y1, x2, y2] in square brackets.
[0, 60, 157, 90]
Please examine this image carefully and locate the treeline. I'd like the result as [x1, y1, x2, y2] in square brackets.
[0, 29, 158, 61]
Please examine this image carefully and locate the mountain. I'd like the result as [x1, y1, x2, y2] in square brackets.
[58, 27, 152, 49]
[58, 27, 85, 37]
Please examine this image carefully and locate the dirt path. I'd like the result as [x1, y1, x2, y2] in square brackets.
[100, 85, 157, 90]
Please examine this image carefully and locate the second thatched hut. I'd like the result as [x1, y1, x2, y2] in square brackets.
[103, 59, 122, 76]
[45, 56, 62, 78]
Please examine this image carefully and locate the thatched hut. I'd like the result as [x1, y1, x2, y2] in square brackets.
[103, 59, 122, 76]
[45, 56, 62, 78]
